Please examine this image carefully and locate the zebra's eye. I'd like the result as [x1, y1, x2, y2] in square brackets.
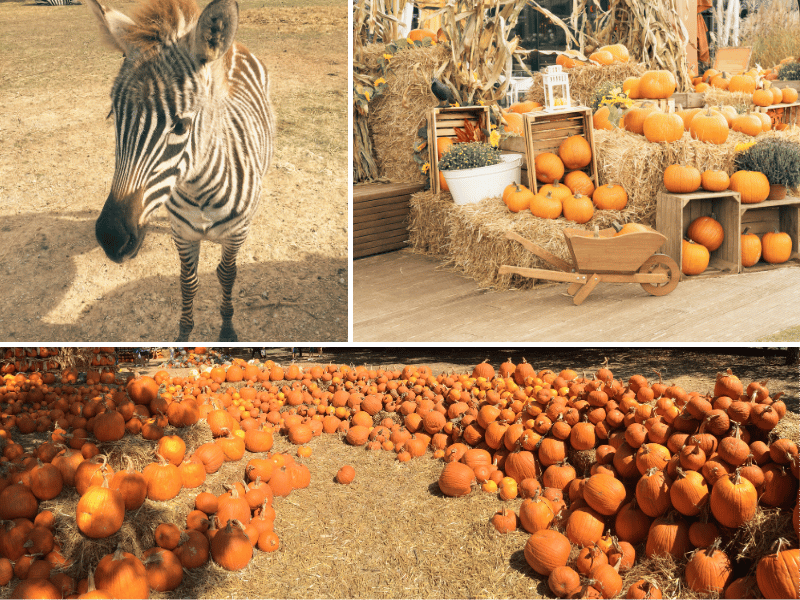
[172, 117, 191, 136]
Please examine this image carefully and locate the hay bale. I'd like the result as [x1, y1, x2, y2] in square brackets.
[594, 128, 753, 226]
[364, 43, 450, 184]
[408, 190, 456, 257]
[444, 197, 626, 290]
[703, 88, 754, 113]
[525, 62, 648, 108]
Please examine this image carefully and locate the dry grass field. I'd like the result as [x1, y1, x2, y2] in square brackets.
[0, 0, 348, 342]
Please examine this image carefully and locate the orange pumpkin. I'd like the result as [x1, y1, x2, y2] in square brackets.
[687, 215, 724, 252]
[530, 190, 563, 219]
[682, 239, 710, 275]
[741, 228, 762, 267]
[731, 113, 763, 137]
[563, 170, 596, 196]
[624, 103, 661, 135]
[593, 106, 616, 130]
[407, 29, 437, 43]
[639, 70, 677, 99]
[781, 87, 799, 103]
[663, 165, 701, 193]
[701, 170, 730, 192]
[728, 170, 770, 204]
[503, 183, 535, 213]
[589, 50, 614, 65]
[562, 193, 595, 224]
[643, 111, 684, 143]
[598, 44, 629, 63]
[558, 136, 592, 169]
[689, 108, 729, 144]
[534, 152, 565, 183]
[593, 184, 628, 211]
[728, 74, 756, 94]
[761, 230, 793, 264]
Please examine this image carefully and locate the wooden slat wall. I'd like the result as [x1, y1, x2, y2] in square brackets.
[354, 182, 426, 259]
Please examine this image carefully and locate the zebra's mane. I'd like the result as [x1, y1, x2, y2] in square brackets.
[123, 0, 200, 51]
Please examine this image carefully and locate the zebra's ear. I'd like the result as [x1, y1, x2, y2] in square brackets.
[87, 0, 136, 55]
[193, 0, 238, 65]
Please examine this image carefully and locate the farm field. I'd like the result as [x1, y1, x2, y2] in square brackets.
[0, 347, 797, 599]
[0, 0, 348, 342]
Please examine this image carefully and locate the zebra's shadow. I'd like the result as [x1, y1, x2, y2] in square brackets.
[0, 210, 347, 342]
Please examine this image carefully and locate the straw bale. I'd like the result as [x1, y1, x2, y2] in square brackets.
[702, 88, 754, 113]
[408, 189, 457, 257]
[444, 196, 626, 290]
[595, 128, 753, 226]
[525, 62, 648, 108]
[364, 43, 451, 184]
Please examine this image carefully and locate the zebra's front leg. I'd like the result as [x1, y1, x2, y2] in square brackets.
[217, 235, 246, 342]
[174, 238, 202, 342]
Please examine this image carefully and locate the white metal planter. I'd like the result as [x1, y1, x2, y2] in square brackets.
[441, 154, 523, 205]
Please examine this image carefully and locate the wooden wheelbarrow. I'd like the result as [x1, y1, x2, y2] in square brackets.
[498, 228, 680, 305]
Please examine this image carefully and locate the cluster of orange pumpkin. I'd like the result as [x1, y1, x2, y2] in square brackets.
[1, 357, 797, 599]
[499, 133, 629, 222]
[434, 359, 798, 600]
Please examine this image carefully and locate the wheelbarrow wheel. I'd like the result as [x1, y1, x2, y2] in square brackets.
[638, 254, 680, 296]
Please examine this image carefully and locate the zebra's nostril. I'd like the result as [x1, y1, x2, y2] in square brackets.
[95, 207, 140, 263]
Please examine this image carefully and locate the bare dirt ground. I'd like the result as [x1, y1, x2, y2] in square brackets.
[0, 0, 348, 342]
[2, 347, 797, 599]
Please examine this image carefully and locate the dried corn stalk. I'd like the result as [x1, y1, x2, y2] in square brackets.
[538, 0, 693, 93]
[423, 0, 530, 106]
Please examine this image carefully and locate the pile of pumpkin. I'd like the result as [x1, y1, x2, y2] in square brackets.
[500, 134, 629, 223]
[1, 358, 798, 599]
[596, 80, 797, 143]
[0, 361, 320, 598]
[435, 360, 798, 599]
[659, 165, 794, 275]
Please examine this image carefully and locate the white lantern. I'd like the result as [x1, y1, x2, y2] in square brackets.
[542, 65, 571, 111]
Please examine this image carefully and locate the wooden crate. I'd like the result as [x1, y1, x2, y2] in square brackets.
[354, 182, 425, 259]
[655, 190, 742, 277]
[498, 137, 530, 188]
[740, 196, 800, 271]
[522, 106, 599, 194]
[753, 102, 800, 126]
[427, 105, 490, 194]
[633, 98, 675, 113]
[670, 92, 705, 109]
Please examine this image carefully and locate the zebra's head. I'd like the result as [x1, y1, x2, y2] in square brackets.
[89, 0, 239, 262]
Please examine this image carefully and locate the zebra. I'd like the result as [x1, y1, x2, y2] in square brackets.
[88, 0, 274, 342]
[35, 0, 81, 5]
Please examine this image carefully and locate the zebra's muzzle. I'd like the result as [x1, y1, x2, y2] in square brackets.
[95, 192, 146, 263]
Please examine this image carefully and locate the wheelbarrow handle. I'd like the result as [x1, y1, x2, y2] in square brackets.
[504, 231, 574, 272]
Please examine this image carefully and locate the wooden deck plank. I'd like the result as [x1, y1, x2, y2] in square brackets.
[353, 250, 800, 342]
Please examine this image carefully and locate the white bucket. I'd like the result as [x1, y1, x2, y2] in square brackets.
[442, 154, 523, 205]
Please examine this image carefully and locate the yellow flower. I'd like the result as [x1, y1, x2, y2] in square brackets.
[374, 77, 386, 86]
[406, 37, 413, 44]
[364, 90, 371, 102]
[489, 129, 501, 147]
[383, 53, 392, 61]
[735, 141, 756, 152]
[421, 162, 430, 173]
